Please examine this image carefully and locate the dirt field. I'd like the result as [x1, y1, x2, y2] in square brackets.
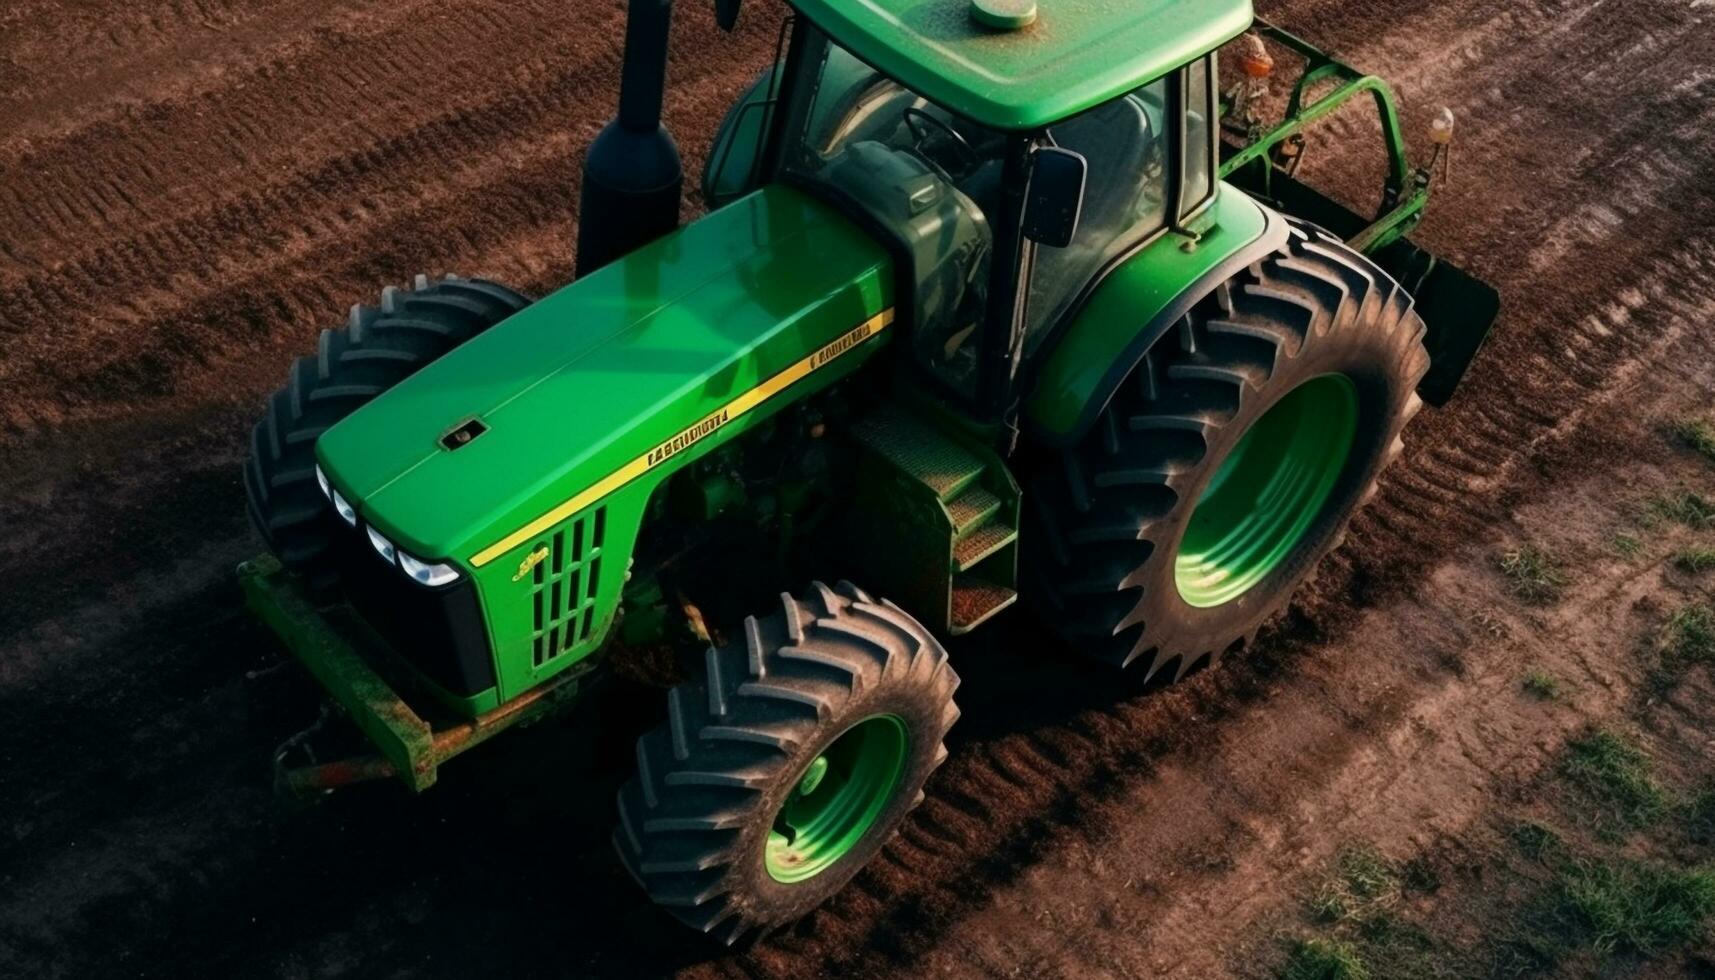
[4, 0, 1715, 977]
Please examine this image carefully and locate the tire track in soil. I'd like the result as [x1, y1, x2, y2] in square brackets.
[0, 0, 788, 438]
[0, 0, 1712, 976]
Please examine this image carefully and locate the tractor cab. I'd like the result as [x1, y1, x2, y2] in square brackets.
[706, 0, 1251, 416]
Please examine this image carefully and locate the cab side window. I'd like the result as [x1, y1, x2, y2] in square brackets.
[1023, 77, 1170, 348]
[1023, 56, 1221, 351]
[1182, 55, 1217, 215]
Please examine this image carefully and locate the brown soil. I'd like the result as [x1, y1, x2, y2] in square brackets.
[3, 0, 1715, 977]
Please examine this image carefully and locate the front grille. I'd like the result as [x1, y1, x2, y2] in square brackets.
[528, 508, 606, 667]
[334, 524, 498, 698]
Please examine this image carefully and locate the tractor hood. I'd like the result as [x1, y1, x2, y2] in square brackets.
[316, 185, 893, 567]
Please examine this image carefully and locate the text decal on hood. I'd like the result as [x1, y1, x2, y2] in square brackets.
[469, 309, 894, 568]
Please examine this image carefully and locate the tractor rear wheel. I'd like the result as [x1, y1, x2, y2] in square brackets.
[1025, 222, 1430, 680]
[243, 275, 529, 592]
[615, 582, 959, 944]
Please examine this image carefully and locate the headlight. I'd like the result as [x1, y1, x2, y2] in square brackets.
[315, 465, 332, 499]
[330, 488, 358, 526]
[398, 551, 461, 587]
[366, 526, 398, 564]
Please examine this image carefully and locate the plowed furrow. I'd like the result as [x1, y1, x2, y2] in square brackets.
[0, 0, 617, 260]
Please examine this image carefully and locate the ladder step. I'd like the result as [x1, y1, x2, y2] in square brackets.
[950, 576, 1017, 634]
[850, 409, 986, 501]
[953, 522, 1015, 572]
[946, 485, 1002, 535]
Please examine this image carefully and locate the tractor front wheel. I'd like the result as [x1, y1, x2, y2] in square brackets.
[1026, 221, 1430, 680]
[615, 582, 959, 944]
[244, 275, 529, 593]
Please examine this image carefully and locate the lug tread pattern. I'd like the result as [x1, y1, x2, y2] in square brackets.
[1025, 220, 1431, 674]
[614, 585, 959, 946]
[242, 275, 529, 591]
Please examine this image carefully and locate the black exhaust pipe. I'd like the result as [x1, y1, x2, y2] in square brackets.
[575, 0, 684, 277]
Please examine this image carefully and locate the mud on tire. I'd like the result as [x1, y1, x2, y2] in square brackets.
[1025, 221, 1431, 680]
[615, 582, 960, 945]
[243, 275, 529, 592]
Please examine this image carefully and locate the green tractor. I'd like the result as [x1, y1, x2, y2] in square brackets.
[241, 0, 1498, 943]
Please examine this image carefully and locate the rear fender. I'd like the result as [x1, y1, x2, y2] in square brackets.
[1023, 189, 1288, 447]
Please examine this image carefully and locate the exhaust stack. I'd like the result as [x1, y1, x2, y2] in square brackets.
[576, 0, 744, 276]
[576, 0, 684, 277]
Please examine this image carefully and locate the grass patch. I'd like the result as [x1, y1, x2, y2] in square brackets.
[1521, 669, 1559, 701]
[1673, 546, 1715, 573]
[1662, 604, 1715, 670]
[1497, 545, 1567, 604]
[1684, 782, 1715, 846]
[1280, 938, 1370, 980]
[1646, 489, 1715, 530]
[1557, 859, 1715, 956]
[1612, 532, 1646, 559]
[1511, 819, 1564, 861]
[1309, 847, 1401, 923]
[1561, 730, 1666, 830]
[1672, 416, 1715, 463]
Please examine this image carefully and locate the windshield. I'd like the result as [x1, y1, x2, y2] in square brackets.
[781, 29, 1006, 399]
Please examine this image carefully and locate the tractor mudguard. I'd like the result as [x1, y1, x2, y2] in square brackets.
[314, 185, 894, 701]
[1024, 187, 1289, 447]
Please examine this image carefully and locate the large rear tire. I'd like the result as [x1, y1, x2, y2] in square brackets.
[615, 582, 959, 945]
[1025, 221, 1430, 680]
[243, 275, 529, 592]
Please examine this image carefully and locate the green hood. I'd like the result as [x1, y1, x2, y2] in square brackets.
[317, 186, 893, 566]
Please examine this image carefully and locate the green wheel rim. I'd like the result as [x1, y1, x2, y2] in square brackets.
[765, 715, 908, 884]
[1175, 374, 1359, 609]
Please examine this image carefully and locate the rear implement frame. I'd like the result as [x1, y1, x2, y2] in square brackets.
[1220, 19, 1499, 405]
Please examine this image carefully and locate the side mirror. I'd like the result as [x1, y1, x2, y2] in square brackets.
[1022, 146, 1087, 248]
[715, 0, 742, 30]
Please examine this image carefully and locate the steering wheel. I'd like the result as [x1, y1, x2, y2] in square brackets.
[902, 106, 981, 180]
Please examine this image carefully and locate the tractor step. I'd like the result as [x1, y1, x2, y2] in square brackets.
[845, 406, 1020, 636]
[954, 521, 1016, 573]
[947, 485, 1003, 535]
[951, 576, 1018, 633]
[850, 410, 986, 501]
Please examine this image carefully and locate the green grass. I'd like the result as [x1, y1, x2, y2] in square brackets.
[1684, 782, 1715, 846]
[1646, 489, 1715, 530]
[1522, 669, 1559, 701]
[1662, 604, 1715, 669]
[1510, 820, 1564, 860]
[1498, 545, 1568, 604]
[1557, 860, 1715, 956]
[1671, 416, 1715, 463]
[1561, 730, 1666, 829]
[1280, 938, 1370, 980]
[1612, 532, 1646, 559]
[1309, 847, 1401, 923]
[1672, 546, 1715, 573]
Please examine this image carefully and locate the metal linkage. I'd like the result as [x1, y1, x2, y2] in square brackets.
[1219, 19, 1439, 256]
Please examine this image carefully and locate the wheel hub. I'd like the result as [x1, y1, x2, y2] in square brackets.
[765, 715, 908, 883]
[1175, 374, 1359, 608]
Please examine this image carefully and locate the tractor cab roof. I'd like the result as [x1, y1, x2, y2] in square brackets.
[788, 0, 1255, 130]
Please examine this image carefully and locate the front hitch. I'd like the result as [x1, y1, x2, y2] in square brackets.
[241, 555, 587, 796]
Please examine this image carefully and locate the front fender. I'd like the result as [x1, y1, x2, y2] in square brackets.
[1023, 188, 1288, 447]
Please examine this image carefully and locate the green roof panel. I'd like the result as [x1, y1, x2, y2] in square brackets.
[789, 0, 1256, 129]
